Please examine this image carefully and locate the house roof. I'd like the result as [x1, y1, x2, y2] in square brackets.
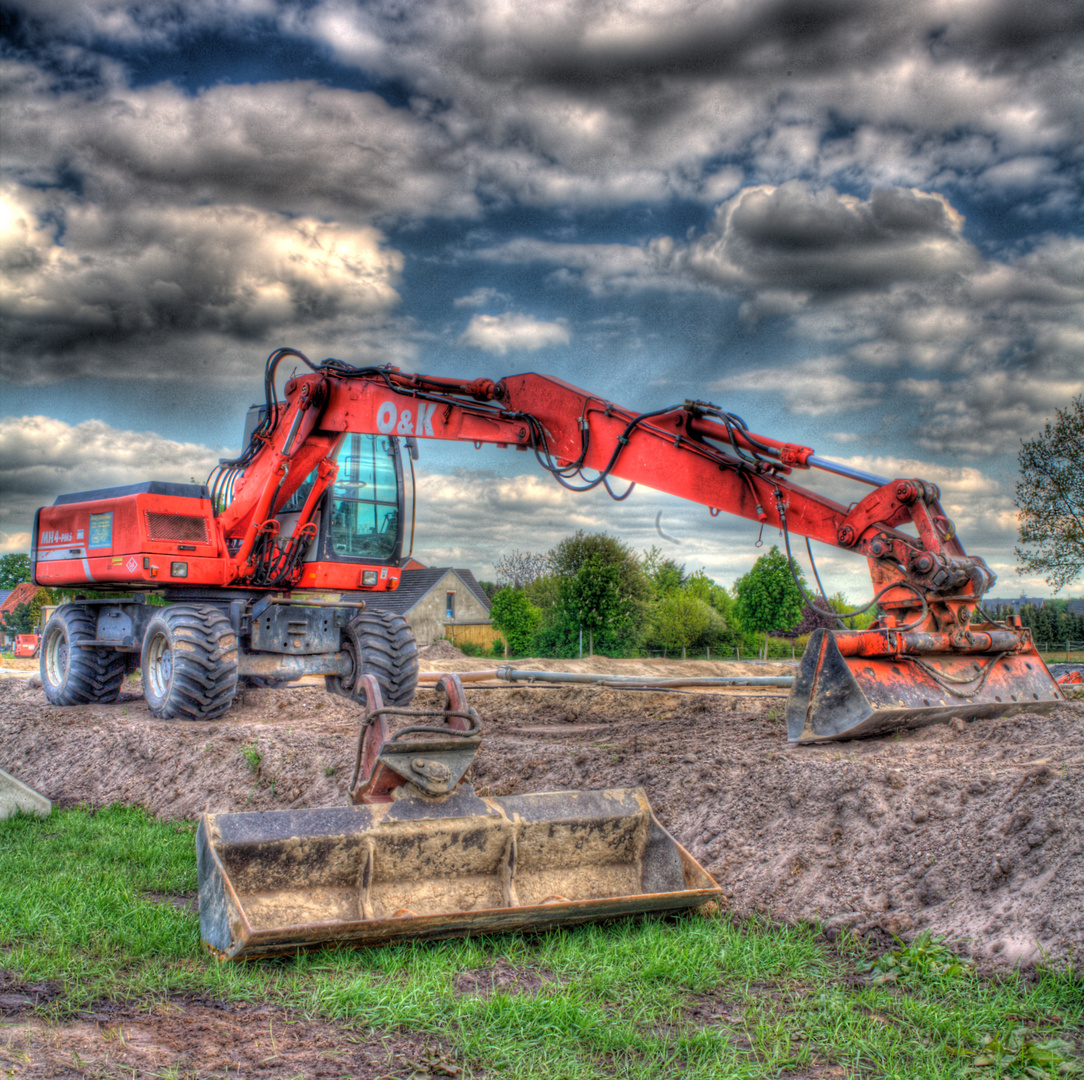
[363, 568, 492, 616]
[0, 582, 41, 614]
[0, 590, 11, 610]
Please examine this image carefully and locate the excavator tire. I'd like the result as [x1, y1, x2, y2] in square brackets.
[141, 605, 239, 721]
[326, 610, 419, 708]
[40, 605, 126, 706]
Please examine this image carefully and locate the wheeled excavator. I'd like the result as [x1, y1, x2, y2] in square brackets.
[31, 348, 1065, 957]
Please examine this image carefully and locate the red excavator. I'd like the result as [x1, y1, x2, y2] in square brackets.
[32, 348, 1064, 957]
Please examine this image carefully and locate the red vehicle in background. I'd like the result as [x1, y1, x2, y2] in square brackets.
[13, 634, 40, 658]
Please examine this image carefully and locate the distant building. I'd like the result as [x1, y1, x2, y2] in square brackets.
[985, 596, 1048, 612]
[1067, 600, 1084, 616]
[364, 567, 498, 648]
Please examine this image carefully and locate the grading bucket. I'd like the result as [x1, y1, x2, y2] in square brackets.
[196, 674, 718, 960]
[787, 627, 1066, 743]
[197, 787, 718, 959]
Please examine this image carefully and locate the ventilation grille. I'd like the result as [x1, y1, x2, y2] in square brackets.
[145, 512, 210, 543]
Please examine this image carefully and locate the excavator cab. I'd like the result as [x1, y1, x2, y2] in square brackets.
[239, 400, 412, 589]
[197, 675, 719, 959]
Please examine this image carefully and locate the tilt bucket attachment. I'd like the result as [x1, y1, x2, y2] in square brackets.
[197, 675, 719, 960]
[787, 627, 1066, 743]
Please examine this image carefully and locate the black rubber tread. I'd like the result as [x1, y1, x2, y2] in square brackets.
[141, 605, 239, 720]
[326, 609, 419, 708]
[39, 604, 126, 705]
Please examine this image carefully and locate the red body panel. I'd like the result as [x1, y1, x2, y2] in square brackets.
[296, 561, 401, 591]
[35, 490, 226, 588]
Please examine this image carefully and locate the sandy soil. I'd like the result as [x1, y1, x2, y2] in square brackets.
[3, 657, 1082, 1078]
[2, 658, 1081, 979]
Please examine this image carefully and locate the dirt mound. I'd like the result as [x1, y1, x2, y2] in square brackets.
[418, 639, 467, 659]
[1, 671, 1081, 971]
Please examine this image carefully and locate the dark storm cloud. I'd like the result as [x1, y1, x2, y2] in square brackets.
[0, 62, 475, 219]
[477, 185, 981, 295]
[677, 183, 980, 291]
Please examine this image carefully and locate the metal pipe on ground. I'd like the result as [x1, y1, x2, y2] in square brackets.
[417, 667, 796, 689]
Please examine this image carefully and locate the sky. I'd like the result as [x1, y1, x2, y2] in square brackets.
[1, 0, 1082, 601]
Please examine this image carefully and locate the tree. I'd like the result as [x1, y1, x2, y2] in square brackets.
[549, 531, 650, 601]
[827, 591, 877, 631]
[642, 546, 685, 597]
[543, 555, 637, 657]
[795, 596, 839, 635]
[0, 554, 31, 589]
[733, 546, 806, 659]
[1015, 395, 1084, 591]
[544, 531, 651, 654]
[684, 569, 732, 615]
[489, 588, 542, 655]
[1, 602, 34, 636]
[649, 591, 713, 659]
[493, 550, 550, 590]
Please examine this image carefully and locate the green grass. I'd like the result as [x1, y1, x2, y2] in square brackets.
[2, 807, 1082, 1079]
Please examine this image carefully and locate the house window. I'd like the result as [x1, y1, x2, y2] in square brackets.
[446, 592, 455, 619]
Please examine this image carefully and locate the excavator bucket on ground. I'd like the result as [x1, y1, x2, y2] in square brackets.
[197, 675, 719, 960]
[787, 627, 1066, 743]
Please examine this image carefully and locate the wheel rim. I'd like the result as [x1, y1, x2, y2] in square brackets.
[44, 629, 68, 688]
[145, 631, 173, 701]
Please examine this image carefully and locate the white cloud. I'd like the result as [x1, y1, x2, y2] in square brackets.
[712, 356, 885, 418]
[0, 415, 225, 547]
[5, 0, 1081, 214]
[458, 313, 571, 354]
[453, 286, 512, 308]
[0, 184, 404, 382]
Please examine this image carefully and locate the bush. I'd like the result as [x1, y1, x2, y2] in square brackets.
[454, 640, 486, 657]
[490, 588, 542, 655]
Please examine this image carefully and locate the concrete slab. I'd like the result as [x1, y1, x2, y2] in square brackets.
[0, 767, 52, 819]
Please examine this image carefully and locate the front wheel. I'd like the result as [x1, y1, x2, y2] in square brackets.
[326, 610, 418, 707]
[141, 605, 239, 720]
[40, 605, 125, 705]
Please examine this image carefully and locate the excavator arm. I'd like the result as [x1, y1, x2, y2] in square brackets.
[219, 356, 989, 627]
[210, 351, 1063, 741]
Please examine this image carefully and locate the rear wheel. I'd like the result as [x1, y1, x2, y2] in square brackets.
[40, 605, 125, 705]
[141, 605, 239, 720]
[326, 610, 418, 707]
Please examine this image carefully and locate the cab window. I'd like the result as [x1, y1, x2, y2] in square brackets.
[328, 434, 399, 560]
